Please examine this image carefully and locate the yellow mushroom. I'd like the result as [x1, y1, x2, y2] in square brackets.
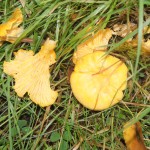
[3, 39, 58, 107]
[72, 29, 113, 64]
[70, 51, 128, 110]
[0, 8, 23, 46]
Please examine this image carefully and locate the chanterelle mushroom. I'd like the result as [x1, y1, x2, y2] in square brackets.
[73, 29, 113, 64]
[70, 51, 128, 110]
[3, 39, 58, 107]
[123, 122, 147, 150]
[0, 8, 23, 46]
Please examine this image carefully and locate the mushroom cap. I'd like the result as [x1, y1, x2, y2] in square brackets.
[123, 122, 147, 150]
[0, 8, 23, 45]
[123, 122, 138, 144]
[70, 51, 128, 110]
[73, 29, 113, 64]
[3, 39, 58, 107]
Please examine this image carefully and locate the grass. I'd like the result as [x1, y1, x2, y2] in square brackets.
[0, 0, 150, 150]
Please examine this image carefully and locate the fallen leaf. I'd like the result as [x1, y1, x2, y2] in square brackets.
[3, 39, 58, 107]
[112, 22, 150, 56]
[113, 23, 137, 39]
[0, 8, 23, 46]
[70, 51, 128, 110]
[123, 122, 147, 150]
[72, 29, 113, 64]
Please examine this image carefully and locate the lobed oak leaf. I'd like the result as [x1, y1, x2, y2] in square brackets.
[3, 39, 58, 107]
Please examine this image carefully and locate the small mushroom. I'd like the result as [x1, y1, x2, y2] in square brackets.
[3, 39, 58, 107]
[0, 8, 23, 46]
[73, 29, 113, 64]
[70, 51, 128, 110]
[123, 122, 147, 150]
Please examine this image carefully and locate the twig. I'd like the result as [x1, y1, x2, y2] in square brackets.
[121, 101, 150, 107]
[0, 37, 33, 43]
[21, 38, 33, 43]
[72, 137, 83, 150]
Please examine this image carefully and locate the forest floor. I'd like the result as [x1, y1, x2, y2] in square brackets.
[0, 0, 150, 150]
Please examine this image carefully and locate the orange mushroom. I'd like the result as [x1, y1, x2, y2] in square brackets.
[123, 122, 147, 150]
[73, 29, 113, 64]
[71, 27, 127, 110]
[3, 39, 58, 107]
[70, 51, 128, 110]
[0, 8, 23, 46]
